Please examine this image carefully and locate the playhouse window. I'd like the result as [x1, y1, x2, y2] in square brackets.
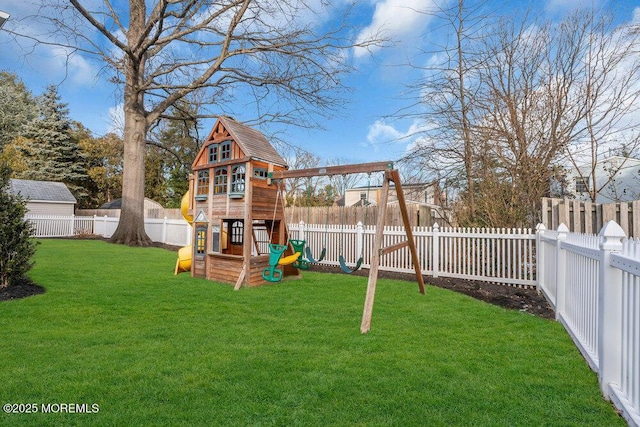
[196, 170, 209, 200]
[254, 168, 268, 179]
[230, 220, 244, 245]
[195, 226, 207, 258]
[208, 144, 218, 163]
[220, 141, 231, 161]
[211, 224, 220, 253]
[230, 164, 246, 196]
[214, 167, 228, 194]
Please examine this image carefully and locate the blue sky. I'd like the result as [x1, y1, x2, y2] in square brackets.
[0, 0, 638, 166]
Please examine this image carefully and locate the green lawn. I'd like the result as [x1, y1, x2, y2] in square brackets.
[0, 239, 623, 426]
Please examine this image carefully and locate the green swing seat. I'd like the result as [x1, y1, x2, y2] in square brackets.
[339, 254, 364, 274]
[289, 239, 310, 270]
[262, 244, 287, 282]
[305, 246, 326, 263]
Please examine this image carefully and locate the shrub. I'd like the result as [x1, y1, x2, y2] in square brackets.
[0, 162, 36, 288]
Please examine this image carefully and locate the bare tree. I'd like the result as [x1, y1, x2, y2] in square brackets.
[558, 11, 640, 202]
[16, 0, 380, 245]
[399, 0, 491, 222]
[279, 146, 321, 206]
[406, 3, 640, 227]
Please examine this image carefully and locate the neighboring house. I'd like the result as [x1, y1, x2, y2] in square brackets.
[343, 181, 445, 207]
[99, 197, 165, 218]
[9, 179, 76, 215]
[562, 156, 640, 203]
[343, 181, 451, 226]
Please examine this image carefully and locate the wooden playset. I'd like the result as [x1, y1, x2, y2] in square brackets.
[185, 117, 424, 332]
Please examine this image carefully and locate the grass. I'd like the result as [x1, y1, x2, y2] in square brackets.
[0, 239, 624, 426]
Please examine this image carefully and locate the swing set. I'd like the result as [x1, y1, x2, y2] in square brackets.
[268, 161, 425, 333]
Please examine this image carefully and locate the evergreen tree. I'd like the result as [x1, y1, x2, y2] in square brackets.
[0, 71, 37, 150]
[0, 162, 36, 289]
[19, 85, 88, 203]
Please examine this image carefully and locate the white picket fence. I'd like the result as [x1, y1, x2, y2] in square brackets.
[26, 215, 192, 247]
[25, 215, 536, 286]
[538, 222, 640, 426]
[289, 221, 536, 286]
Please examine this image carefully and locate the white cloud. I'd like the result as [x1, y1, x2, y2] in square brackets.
[354, 0, 437, 59]
[363, 119, 429, 158]
[47, 46, 100, 87]
[366, 119, 404, 144]
[107, 103, 124, 137]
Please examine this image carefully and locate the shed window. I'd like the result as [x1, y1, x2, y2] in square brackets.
[220, 141, 231, 161]
[208, 144, 218, 163]
[196, 170, 209, 199]
[214, 167, 228, 195]
[230, 164, 246, 195]
[195, 226, 207, 258]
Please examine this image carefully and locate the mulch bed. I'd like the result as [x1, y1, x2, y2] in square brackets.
[1, 237, 555, 320]
[311, 264, 555, 320]
[0, 278, 45, 301]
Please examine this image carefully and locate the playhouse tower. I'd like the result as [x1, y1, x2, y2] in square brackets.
[187, 116, 298, 287]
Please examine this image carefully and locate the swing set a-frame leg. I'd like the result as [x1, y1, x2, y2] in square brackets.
[360, 169, 425, 334]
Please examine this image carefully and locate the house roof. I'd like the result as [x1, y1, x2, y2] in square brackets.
[9, 179, 76, 204]
[576, 155, 640, 175]
[217, 116, 287, 167]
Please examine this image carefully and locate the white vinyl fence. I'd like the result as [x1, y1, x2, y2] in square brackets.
[26, 215, 192, 247]
[26, 215, 536, 286]
[538, 221, 640, 426]
[290, 221, 536, 286]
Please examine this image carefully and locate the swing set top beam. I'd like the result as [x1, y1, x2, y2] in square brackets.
[269, 161, 394, 180]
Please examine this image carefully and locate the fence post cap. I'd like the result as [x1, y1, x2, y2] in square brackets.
[599, 220, 626, 238]
[599, 220, 626, 250]
[557, 223, 569, 233]
[536, 223, 546, 231]
[433, 222, 439, 230]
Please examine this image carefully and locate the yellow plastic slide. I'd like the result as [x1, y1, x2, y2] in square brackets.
[175, 192, 193, 275]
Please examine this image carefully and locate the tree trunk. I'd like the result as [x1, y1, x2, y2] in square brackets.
[109, 0, 151, 246]
[109, 107, 152, 246]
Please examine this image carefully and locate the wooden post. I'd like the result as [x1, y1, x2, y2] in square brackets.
[361, 175, 390, 334]
[388, 169, 426, 294]
[242, 163, 253, 288]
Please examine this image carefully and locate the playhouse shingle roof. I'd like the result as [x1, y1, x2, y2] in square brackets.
[9, 179, 76, 203]
[218, 116, 287, 167]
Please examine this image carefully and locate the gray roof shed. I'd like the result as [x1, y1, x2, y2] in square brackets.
[9, 179, 77, 203]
